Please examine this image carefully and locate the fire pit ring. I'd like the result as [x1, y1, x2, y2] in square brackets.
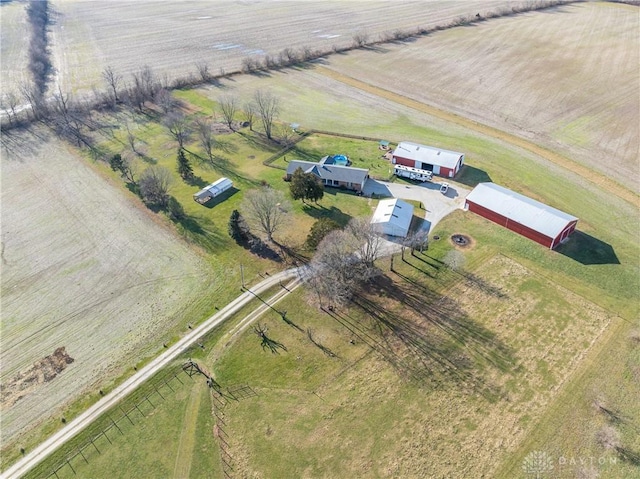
[451, 234, 471, 247]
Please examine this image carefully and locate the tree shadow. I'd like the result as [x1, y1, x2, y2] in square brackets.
[175, 215, 227, 252]
[345, 274, 515, 399]
[303, 205, 352, 226]
[306, 328, 338, 358]
[276, 240, 309, 266]
[556, 231, 620, 265]
[455, 165, 492, 187]
[617, 447, 640, 467]
[236, 130, 279, 152]
[185, 175, 208, 188]
[254, 324, 287, 354]
[196, 187, 239, 208]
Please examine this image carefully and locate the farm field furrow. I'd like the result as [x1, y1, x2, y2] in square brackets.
[47, 0, 525, 94]
[0, 130, 211, 447]
[321, 2, 640, 191]
[0, 2, 30, 95]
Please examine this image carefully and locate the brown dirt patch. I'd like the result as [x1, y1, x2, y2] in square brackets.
[1, 348, 74, 410]
[450, 233, 475, 249]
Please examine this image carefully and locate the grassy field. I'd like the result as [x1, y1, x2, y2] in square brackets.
[321, 2, 640, 192]
[32, 210, 637, 477]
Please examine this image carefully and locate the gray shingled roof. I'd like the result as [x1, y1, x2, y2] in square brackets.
[286, 160, 369, 185]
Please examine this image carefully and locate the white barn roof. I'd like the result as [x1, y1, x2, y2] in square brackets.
[371, 198, 414, 238]
[194, 177, 233, 201]
[393, 142, 463, 169]
[466, 183, 578, 238]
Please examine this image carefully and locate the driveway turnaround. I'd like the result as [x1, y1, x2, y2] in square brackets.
[363, 179, 470, 233]
[1, 268, 301, 479]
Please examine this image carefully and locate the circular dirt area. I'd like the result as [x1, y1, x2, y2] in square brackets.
[451, 234, 474, 248]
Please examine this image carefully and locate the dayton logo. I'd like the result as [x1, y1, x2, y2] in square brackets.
[522, 450, 554, 478]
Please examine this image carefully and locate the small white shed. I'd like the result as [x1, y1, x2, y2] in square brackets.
[370, 198, 414, 238]
[193, 177, 233, 204]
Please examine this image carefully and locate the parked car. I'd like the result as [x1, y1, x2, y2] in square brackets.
[440, 182, 449, 194]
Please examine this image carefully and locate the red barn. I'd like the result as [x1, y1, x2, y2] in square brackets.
[392, 141, 464, 178]
[465, 183, 578, 249]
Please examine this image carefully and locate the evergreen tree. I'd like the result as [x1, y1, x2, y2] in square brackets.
[304, 173, 324, 203]
[228, 209, 248, 243]
[289, 168, 324, 203]
[306, 217, 340, 250]
[109, 153, 136, 184]
[177, 148, 193, 180]
[289, 168, 307, 201]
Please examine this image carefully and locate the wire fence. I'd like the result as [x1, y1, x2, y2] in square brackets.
[38, 367, 190, 479]
[33, 364, 259, 479]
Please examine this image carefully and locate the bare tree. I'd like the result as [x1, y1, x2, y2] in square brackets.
[253, 89, 280, 141]
[277, 123, 297, 147]
[102, 65, 121, 107]
[155, 88, 175, 114]
[19, 81, 46, 119]
[401, 228, 429, 258]
[163, 112, 191, 150]
[243, 101, 256, 131]
[305, 216, 386, 307]
[129, 65, 159, 111]
[109, 153, 137, 185]
[306, 229, 361, 308]
[346, 217, 383, 269]
[241, 186, 290, 242]
[596, 425, 621, 451]
[195, 61, 212, 82]
[352, 31, 370, 48]
[195, 118, 215, 162]
[1, 91, 21, 126]
[50, 85, 88, 147]
[218, 95, 239, 130]
[139, 166, 173, 208]
[124, 121, 140, 155]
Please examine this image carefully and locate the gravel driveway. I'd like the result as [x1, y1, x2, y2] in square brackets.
[363, 178, 471, 234]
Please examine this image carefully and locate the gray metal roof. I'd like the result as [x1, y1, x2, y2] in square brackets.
[393, 141, 463, 169]
[466, 182, 578, 238]
[371, 198, 414, 237]
[286, 160, 369, 185]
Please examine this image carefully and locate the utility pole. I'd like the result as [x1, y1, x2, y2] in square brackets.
[240, 263, 245, 289]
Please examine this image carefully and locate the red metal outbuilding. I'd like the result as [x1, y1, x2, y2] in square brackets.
[465, 183, 578, 249]
[392, 142, 464, 178]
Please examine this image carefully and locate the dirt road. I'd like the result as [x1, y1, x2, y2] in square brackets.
[1, 268, 301, 479]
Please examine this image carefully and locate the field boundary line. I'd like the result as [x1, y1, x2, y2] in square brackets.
[314, 66, 639, 208]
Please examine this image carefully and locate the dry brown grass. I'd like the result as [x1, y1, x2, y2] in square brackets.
[220, 255, 614, 477]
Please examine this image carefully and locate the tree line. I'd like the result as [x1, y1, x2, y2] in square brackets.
[1, 0, 576, 132]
